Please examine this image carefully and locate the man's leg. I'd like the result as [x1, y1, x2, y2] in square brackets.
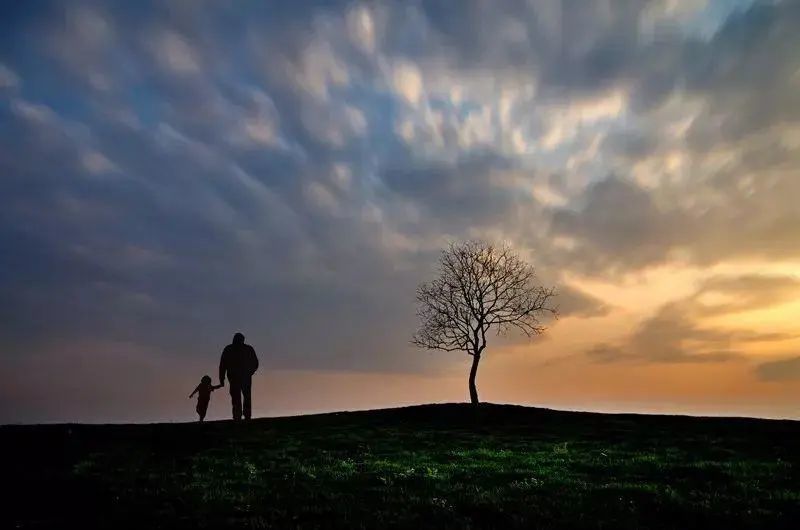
[242, 377, 252, 420]
[229, 380, 243, 420]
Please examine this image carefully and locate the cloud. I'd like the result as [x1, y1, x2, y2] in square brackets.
[585, 273, 798, 364]
[755, 356, 800, 382]
[556, 285, 612, 319]
[152, 29, 201, 75]
[81, 151, 118, 175]
[536, 1, 800, 275]
[346, 4, 376, 53]
[691, 274, 800, 315]
[0, 63, 19, 89]
[550, 176, 682, 272]
[392, 61, 424, 106]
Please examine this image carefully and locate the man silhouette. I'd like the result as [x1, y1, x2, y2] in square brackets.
[219, 332, 259, 420]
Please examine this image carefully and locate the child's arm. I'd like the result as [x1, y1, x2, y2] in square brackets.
[212, 384, 223, 390]
[189, 385, 199, 398]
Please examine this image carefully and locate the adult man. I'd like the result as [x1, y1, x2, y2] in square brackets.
[219, 332, 259, 420]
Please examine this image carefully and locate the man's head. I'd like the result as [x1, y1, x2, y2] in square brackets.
[232, 332, 245, 345]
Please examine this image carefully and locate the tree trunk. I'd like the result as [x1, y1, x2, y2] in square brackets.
[468, 353, 481, 405]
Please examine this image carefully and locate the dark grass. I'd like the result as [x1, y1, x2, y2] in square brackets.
[3, 403, 799, 529]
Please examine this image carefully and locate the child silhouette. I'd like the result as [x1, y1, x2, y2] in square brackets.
[189, 375, 223, 422]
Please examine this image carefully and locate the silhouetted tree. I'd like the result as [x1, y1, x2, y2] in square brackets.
[412, 241, 557, 405]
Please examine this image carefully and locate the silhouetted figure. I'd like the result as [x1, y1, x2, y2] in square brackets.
[219, 332, 259, 420]
[189, 375, 223, 422]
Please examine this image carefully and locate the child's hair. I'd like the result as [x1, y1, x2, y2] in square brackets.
[201, 375, 212, 384]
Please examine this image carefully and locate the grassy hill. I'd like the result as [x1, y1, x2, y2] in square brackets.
[3, 403, 799, 529]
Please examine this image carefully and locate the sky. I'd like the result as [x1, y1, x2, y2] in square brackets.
[1, 0, 799, 424]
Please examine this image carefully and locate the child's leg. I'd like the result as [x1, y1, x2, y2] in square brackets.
[197, 399, 209, 422]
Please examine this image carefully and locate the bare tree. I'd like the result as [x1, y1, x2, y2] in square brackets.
[412, 240, 557, 405]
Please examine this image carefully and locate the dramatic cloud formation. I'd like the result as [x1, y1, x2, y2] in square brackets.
[1, 0, 799, 422]
[585, 274, 799, 364]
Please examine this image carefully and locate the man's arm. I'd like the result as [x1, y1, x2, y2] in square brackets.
[249, 346, 259, 375]
[219, 348, 227, 386]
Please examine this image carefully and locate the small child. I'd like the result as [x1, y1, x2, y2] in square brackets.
[189, 375, 223, 422]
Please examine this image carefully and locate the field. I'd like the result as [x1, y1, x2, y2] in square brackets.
[3, 403, 799, 529]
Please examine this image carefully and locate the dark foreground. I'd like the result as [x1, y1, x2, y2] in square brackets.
[3, 403, 799, 529]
